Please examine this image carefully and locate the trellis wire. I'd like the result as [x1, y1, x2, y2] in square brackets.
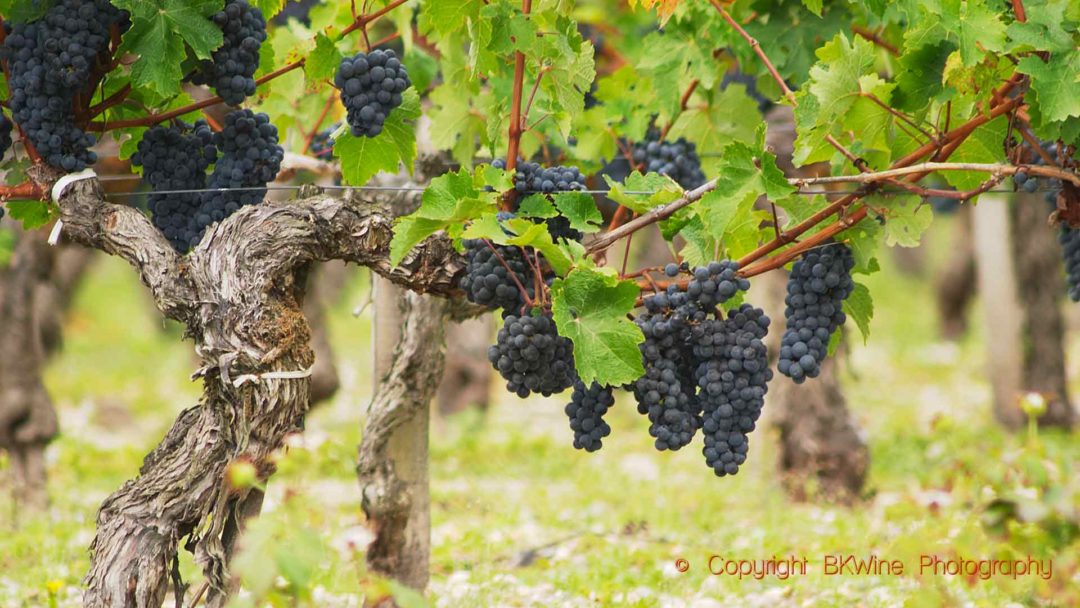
[96, 180, 1064, 199]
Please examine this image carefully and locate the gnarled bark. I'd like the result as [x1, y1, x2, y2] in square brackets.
[36, 175, 465, 607]
[360, 290, 448, 594]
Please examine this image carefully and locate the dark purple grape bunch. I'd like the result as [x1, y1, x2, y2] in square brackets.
[631, 128, 707, 190]
[335, 50, 411, 138]
[0, 0, 129, 171]
[191, 0, 267, 106]
[488, 313, 577, 398]
[777, 242, 855, 383]
[565, 381, 615, 452]
[132, 120, 217, 252]
[309, 122, 340, 159]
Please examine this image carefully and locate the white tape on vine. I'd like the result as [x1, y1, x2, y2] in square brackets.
[51, 168, 98, 202]
[47, 219, 64, 246]
[232, 366, 314, 387]
[46, 168, 98, 247]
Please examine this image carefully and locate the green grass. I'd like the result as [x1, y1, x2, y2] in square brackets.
[2, 217, 1078, 607]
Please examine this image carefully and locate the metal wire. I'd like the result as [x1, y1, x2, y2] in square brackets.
[98, 182, 1064, 199]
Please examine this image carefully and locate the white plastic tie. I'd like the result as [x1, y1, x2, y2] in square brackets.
[232, 366, 314, 388]
[47, 220, 64, 246]
[51, 168, 98, 202]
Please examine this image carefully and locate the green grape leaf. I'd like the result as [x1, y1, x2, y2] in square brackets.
[1017, 51, 1080, 125]
[475, 164, 514, 192]
[877, 195, 933, 247]
[117, 127, 150, 161]
[553, 192, 603, 234]
[793, 34, 876, 165]
[695, 137, 793, 245]
[801, 0, 823, 16]
[0, 0, 51, 21]
[6, 200, 56, 230]
[843, 282, 873, 344]
[389, 167, 497, 266]
[428, 82, 489, 166]
[389, 218, 454, 267]
[337, 88, 421, 186]
[892, 41, 955, 112]
[677, 215, 718, 268]
[942, 115, 1008, 190]
[904, 0, 1006, 66]
[603, 172, 682, 214]
[119, 20, 189, 96]
[504, 219, 572, 276]
[460, 213, 507, 241]
[667, 85, 761, 162]
[252, 0, 285, 19]
[113, 0, 223, 97]
[1006, 0, 1075, 53]
[305, 33, 343, 92]
[518, 195, 559, 219]
[418, 0, 485, 37]
[551, 268, 644, 387]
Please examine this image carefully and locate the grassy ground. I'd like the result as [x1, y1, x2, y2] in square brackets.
[1, 216, 1078, 607]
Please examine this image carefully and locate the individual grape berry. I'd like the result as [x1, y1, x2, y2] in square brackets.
[131, 120, 217, 252]
[1060, 227, 1080, 302]
[631, 128, 707, 190]
[777, 242, 855, 383]
[0, 111, 12, 158]
[565, 381, 615, 452]
[488, 313, 576, 398]
[335, 49, 411, 138]
[1013, 170, 1028, 186]
[458, 239, 537, 314]
[191, 0, 267, 105]
[664, 262, 679, 277]
[190, 109, 283, 248]
[0, 0, 129, 171]
[693, 305, 772, 477]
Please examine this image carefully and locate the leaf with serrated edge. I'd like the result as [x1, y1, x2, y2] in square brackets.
[553, 192, 603, 233]
[551, 269, 644, 386]
[844, 282, 873, 343]
[337, 88, 420, 186]
[603, 172, 681, 214]
[518, 195, 558, 219]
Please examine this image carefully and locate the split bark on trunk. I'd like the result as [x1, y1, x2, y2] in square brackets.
[973, 194, 1075, 429]
[0, 225, 59, 512]
[361, 286, 447, 596]
[34, 172, 464, 607]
